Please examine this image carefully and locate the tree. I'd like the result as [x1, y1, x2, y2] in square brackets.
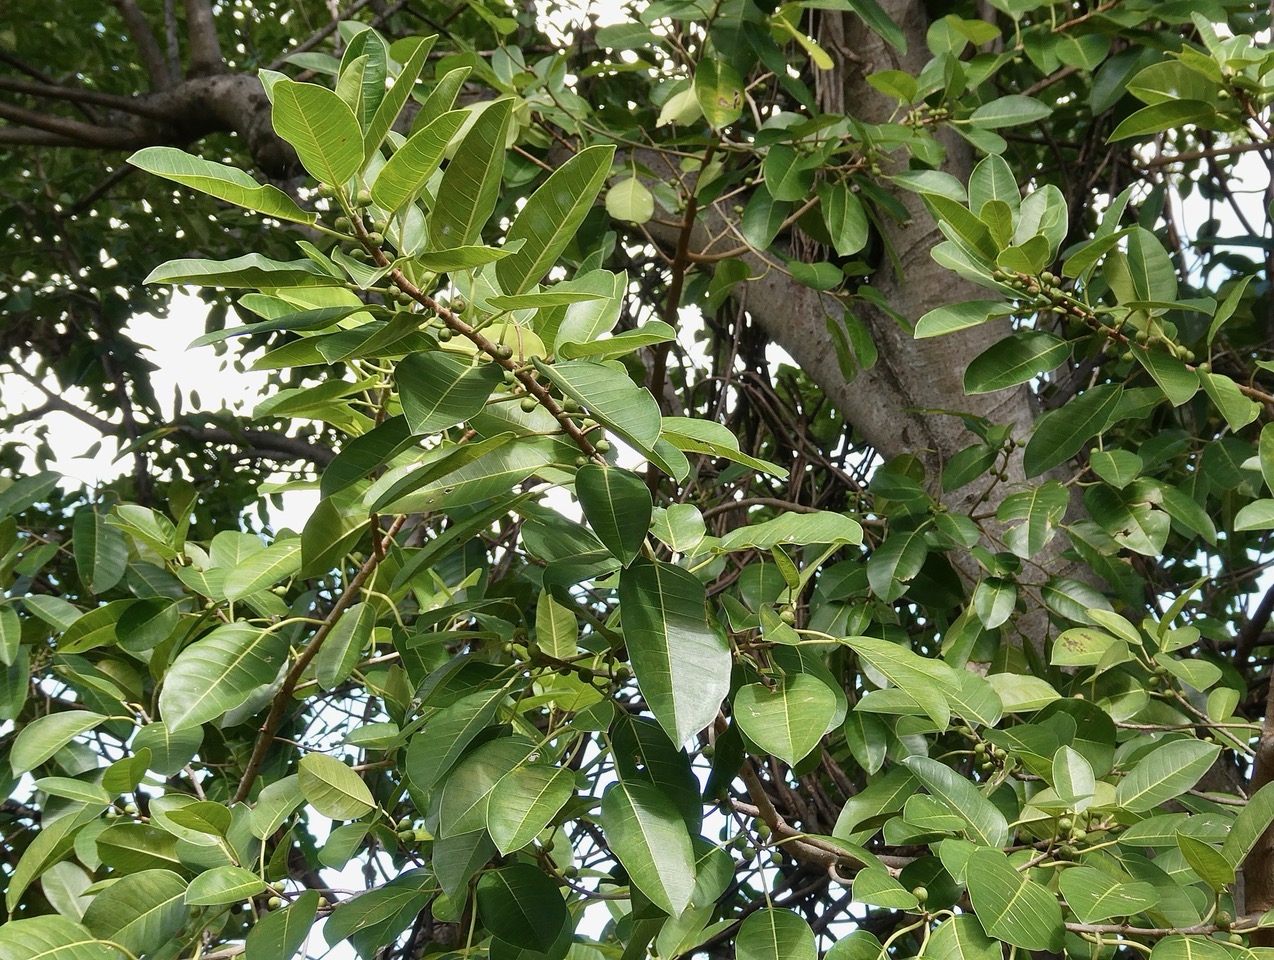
[3, 1, 1274, 959]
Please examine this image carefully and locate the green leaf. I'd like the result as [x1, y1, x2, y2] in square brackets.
[736, 908, 816, 960]
[1222, 780, 1274, 866]
[1149, 937, 1233, 960]
[1109, 101, 1215, 141]
[1235, 499, 1274, 532]
[619, 558, 731, 747]
[599, 780, 697, 916]
[925, 916, 1000, 960]
[735, 675, 837, 767]
[903, 756, 1009, 846]
[1052, 745, 1096, 810]
[430, 99, 513, 247]
[396, 352, 504, 435]
[852, 866, 918, 909]
[1116, 739, 1221, 812]
[840, 635, 953, 730]
[694, 58, 744, 128]
[717, 511, 859, 552]
[405, 687, 506, 791]
[497, 145, 615, 295]
[660, 416, 790, 478]
[534, 359, 661, 453]
[11, 711, 107, 775]
[1176, 832, 1234, 891]
[575, 465, 651, 567]
[0, 916, 117, 960]
[81, 868, 188, 958]
[817, 182, 869, 257]
[965, 848, 1064, 951]
[324, 870, 434, 948]
[986, 674, 1060, 712]
[1051, 627, 1121, 667]
[1200, 370, 1260, 431]
[298, 751, 376, 820]
[0, 605, 18, 667]
[969, 95, 1052, 128]
[1023, 383, 1123, 477]
[487, 764, 574, 854]
[315, 601, 374, 691]
[72, 506, 128, 595]
[128, 147, 317, 224]
[145, 254, 345, 289]
[271, 79, 365, 185]
[371, 109, 466, 212]
[245, 890, 320, 960]
[964, 331, 1069, 394]
[915, 300, 1010, 339]
[1057, 867, 1159, 923]
[476, 864, 570, 951]
[159, 623, 289, 732]
[224, 538, 302, 601]
[57, 599, 130, 654]
[250, 775, 305, 839]
[606, 178, 656, 224]
[186, 865, 268, 905]
[364, 34, 436, 159]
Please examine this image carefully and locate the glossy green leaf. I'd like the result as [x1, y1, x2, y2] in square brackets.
[430, 99, 513, 247]
[575, 465, 651, 567]
[903, 756, 1009, 846]
[298, 752, 376, 820]
[964, 331, 1069, 395]
[969, 95, 1052, 128]
[145, 254, 345, 289]
[185, 865, 268, 905]
[72, 506, 128, 595]
[1023, 383, 1123, 477]
[363, 34, 435, 158]
[1222, 780, 1274, 866]
[925, 916, 1000, 960]
[660, 416, 789, 478]
[371, 109, 466, 212]
[250, 775, 306, 839]
[1058, 867, 1159, 923]
[224, 538, 302, 601]
[0, 916, 117, 960]
[606, 178, 655, 224]
[1109, 101, 1215, 141]
[82, 869, 188, 958]
[314, 601, 374, 691]
[534, 359, 660, 453]
[915, 300, 1009, 339]
[497, 144, 614, 295]
[694, 58, 743, 129]
[487, 764, 574, 854]
[160, 623, 288, 732]
[736, 908, 816, 960]
[599, 779, 696, 916]
[965, 848, 1063, 951]
[1116, 739, 1221, 812]
[717, 510, 859, 551]
[129, 147, 316, 223]
[396, 352, 503, 435]
[11, 711, 108, 775]
[619, 558, 731, 747]
[271, 79, 364, 185]
[476, 863, 570, 951]
[245, 890, 320, 960]
[735, 675, 837, 767]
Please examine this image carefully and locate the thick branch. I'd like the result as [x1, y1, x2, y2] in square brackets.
[184, 0, 225, 77]
[112, 0, 175, 89]
[172, 425, 336, 466]
[0, 78, 173, 121]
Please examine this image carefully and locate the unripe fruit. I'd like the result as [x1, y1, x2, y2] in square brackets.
[1058, 817, 1073, 832]
[438, 328, 453, 341]
[366, 232, 384, 245]
[334, 216, 352, 232]
[912, 886, 928, 903]
[356, 188, 372, 206]
[755, 821, 771, 839]
[317, 183, 335, 198]
[267, 896, 282, 910]
[563, 864, 579, 878]
[594, 439, 611, 453]
[495, 344, 514, 359]
[318, 897, 329, 908]
[780, 607, 796, 624]
[520, 396, 538, 412]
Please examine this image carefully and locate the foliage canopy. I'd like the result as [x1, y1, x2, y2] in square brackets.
[4, 2, 1274, 960]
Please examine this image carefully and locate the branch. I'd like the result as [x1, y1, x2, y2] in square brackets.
[170, 425, 336, 466]
[265, 0, 380, 71]
[184, 0, 224, 77]
[231, 516, 407, 804]
[0, 102, 132, 148]
[1237, 583, 1274, 661]
[0, 77, 173, 121]
[111, 0, 175, 89]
